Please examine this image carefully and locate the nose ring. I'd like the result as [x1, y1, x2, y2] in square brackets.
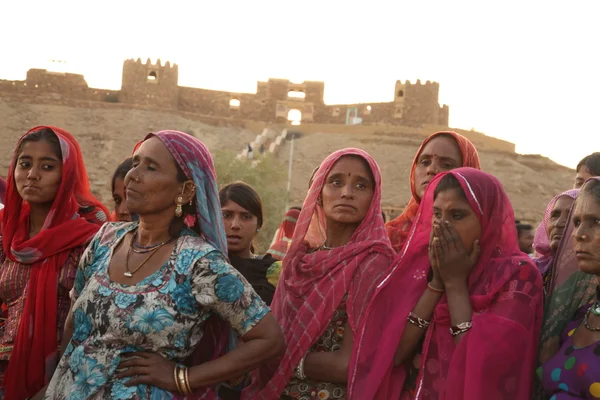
[582, 235, 588, 240]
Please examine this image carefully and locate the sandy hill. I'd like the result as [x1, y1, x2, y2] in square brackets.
[277, 131, 574, 224]
[0, 99, 574, 226]
[0, 100, 255, 205]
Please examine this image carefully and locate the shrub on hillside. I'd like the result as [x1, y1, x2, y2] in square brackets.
[212, 150, 289, 254]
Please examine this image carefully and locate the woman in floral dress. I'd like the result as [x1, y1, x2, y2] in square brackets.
[42, 131, 284, 399]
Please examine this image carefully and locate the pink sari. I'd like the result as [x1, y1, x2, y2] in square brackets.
[243, 148, 395, 399]
[350, 167, 544, 400]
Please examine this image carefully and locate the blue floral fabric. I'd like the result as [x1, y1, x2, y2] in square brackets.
[45, 222, 269, 399]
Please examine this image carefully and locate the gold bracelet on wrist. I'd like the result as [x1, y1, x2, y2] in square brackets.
[173, 365, 183, 394]
[184, 366, 193, 395]
[177, 367, 189, 395]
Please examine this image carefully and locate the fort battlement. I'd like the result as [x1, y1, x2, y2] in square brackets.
[0, 59, 515, 153]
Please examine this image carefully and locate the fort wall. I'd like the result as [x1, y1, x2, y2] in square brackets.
[0, 59, 515, 153]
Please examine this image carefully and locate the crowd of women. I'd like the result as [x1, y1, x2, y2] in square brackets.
[0, 125, 598, 400]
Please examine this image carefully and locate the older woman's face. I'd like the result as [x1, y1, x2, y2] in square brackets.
[321, 156, 375, 227]
[414, 136, 463, 200]
[572, 189, 600, 275]
[546, 196, 575, 252]
[125, 137, 182, 216]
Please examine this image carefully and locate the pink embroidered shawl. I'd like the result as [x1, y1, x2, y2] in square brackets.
[350, 167, 544, 400]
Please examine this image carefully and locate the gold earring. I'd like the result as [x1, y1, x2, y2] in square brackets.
[175, 196, 183, 217]
[186, 185, 195, 207]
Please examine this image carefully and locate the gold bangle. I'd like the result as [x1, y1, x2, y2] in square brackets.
[177, 367, 186, 394]
[184, 366, 193, 395]
[173, 365, 183, 394]
[178, 366, 191, 395]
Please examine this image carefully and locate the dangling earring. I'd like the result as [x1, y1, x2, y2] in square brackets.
[175, 186, 185, 218]
[317, 196, 323, 206]
[188, 185, 196, 206]
[175, 196, 183, 217]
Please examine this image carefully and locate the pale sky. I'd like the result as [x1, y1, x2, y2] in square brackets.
[2, 0, 598, 168]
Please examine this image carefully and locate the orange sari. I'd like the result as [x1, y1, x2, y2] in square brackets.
[385, 131, 481, 252]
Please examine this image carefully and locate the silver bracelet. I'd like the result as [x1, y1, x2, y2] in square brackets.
[294, 355, 307, 380]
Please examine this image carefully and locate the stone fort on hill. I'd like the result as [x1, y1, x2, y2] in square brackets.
[0, 59, 576, 226]
[0, 58, 449, 126]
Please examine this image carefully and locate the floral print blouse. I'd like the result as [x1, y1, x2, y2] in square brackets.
[282, 295, 348, 400]
[44, 222, 269, 399]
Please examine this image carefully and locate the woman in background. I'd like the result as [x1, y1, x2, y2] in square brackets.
[220, 182, 281, 305]
[386, 131, 480, 253]
[219, 182, 283, 399]
[574, 152, 600, 188]
[267, 207, 301, 261]
[533, 189, 579, 279]
[111, 158, 134, 222]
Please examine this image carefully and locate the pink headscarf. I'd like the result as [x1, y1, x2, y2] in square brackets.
[350, 168, 544, 400]
[533, 189, 579, 276]
[243, 148, 395, 399]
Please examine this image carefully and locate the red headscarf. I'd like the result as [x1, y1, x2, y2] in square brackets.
[386, 131, 480, 253]
[243, 148, 395, 399]
[0, 126, 103, 399]
[350, 168, 543, 400]
[266, 208, 300, 260]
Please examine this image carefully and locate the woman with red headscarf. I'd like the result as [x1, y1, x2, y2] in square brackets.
[386, 131, 481, 253]
[243, 148, 395, 399]
[351, 168, 543, 400]
[0, 126, 108, 399]
[266, 207, 300, 261]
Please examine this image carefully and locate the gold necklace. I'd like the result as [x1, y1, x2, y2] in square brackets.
[124, 233, 169, 278]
